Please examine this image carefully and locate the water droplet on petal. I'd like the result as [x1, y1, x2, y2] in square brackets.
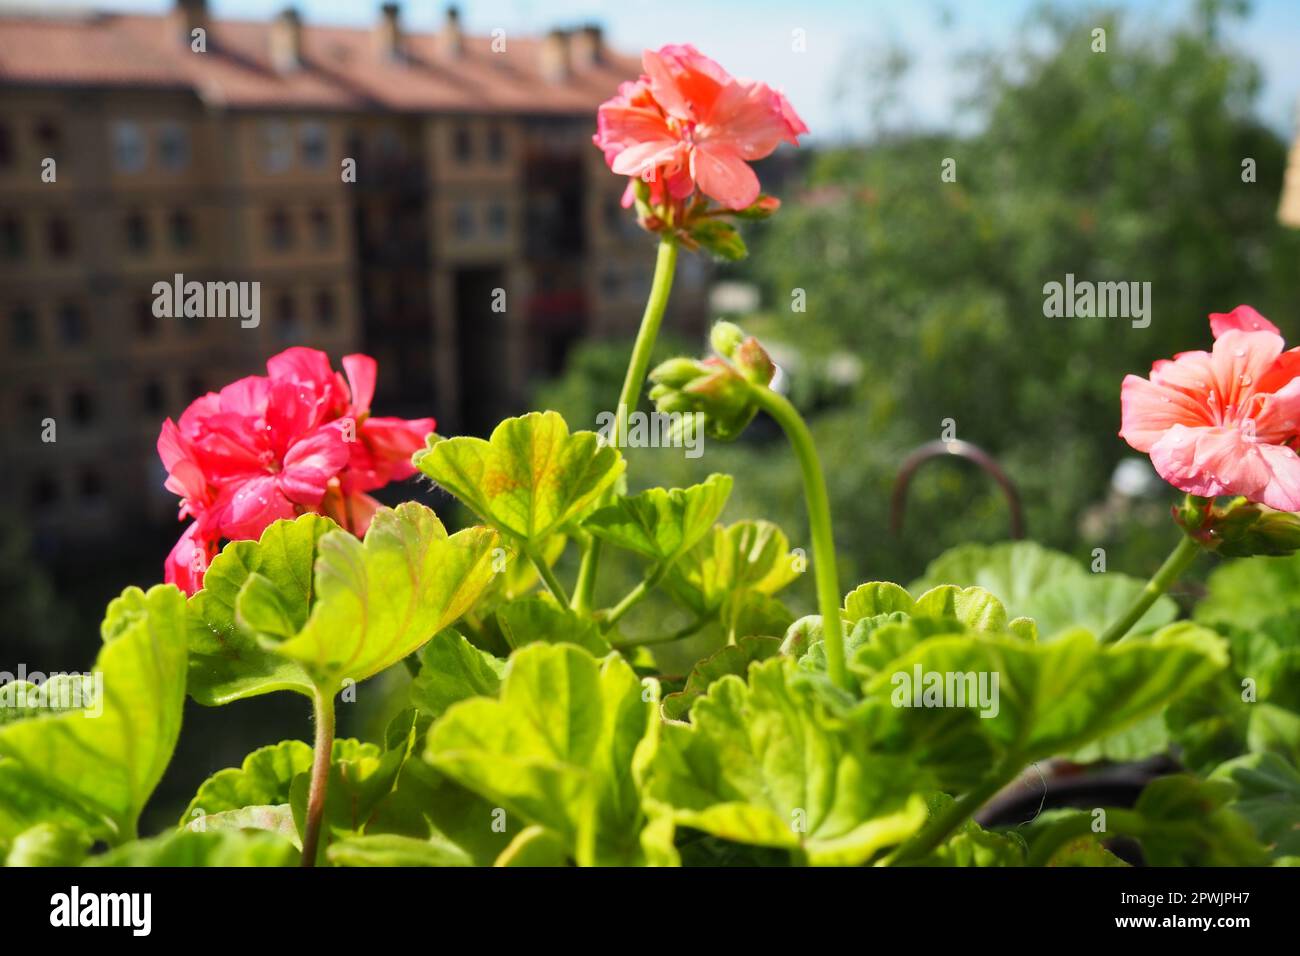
[1234, 348, 1246, 357]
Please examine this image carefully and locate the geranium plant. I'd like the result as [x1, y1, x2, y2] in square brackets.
[1, 44, 1297, 870]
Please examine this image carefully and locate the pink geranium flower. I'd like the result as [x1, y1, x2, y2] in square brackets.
[1120, 305, 1300, 512]
[594, 44, 807, 211]
[158, 348, 436, 594]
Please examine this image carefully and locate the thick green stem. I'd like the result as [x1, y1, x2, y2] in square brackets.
[528, 548, 570, 606]
[890, 757, 1024, 865]
[746, 386, 850, 691]
[573, 238, 679, 614]
[300, 686, 336, 868]
[1099, 533, 1200, 644]
[610, 616, 708, 651]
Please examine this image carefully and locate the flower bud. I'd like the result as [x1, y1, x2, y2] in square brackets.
[710, 321, 745, 360]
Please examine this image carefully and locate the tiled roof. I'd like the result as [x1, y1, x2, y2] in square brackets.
[0, 10, 638, 113]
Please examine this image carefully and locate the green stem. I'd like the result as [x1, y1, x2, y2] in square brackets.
[300, 686, 336, 868]
[1099, 533, 1200, 644]
[890, 757, 1024, 865]
[601, 564, 668, 632]
[573, 238, 679, 614]
[528, 548, 570, 606]
[746, 385, 850, 691]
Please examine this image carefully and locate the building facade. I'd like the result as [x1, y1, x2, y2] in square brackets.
[0, 3, 708, 545]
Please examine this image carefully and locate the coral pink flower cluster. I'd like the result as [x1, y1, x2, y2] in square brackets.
[593, 44, 807, 212]
[1120, 305, 1300, 512]
[158, 347, 434, 594]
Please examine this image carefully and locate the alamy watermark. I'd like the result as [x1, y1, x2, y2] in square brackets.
[152, 273, 260, 328]
[0, 666, 103, 718]
[1043, 273, 1151, 329]
[595, 405, 704, 459]
[890, 664, 1000, 718]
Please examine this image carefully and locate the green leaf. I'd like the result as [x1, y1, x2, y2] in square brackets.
[410, 628, 506, 719]
[843, 582, 915, 623]
[181, 739, 313, 827]
[260, 503, 499, 692]
[1129, 775, 1268, 866]
[414, 411, 625, 547]
[1196, 551, 1300, 631]
[1209, 752, 1300, 862]
[584, 474, 733, 565]
[0, 675, 99, 726]
[1020, 572, 1177, 640]
[0, 585, 188, 846]
[425, 643, 659, 866]
[187, 514, 333, 705]
[663, 519, 800, 618]
[3, 823, 93, 867]
[90, 829, 299, 867]
[855, 622, 1228, 788]
[910, 540, 1086, 616]
[494, 825, 571, 867]
[661, 636, 781, 721]
[647, 657, 929, 865]
[913, 794, 1027, 866]
[688, 219, 748, 261]
[289, 739, 407, 855]
[495, 596, 611, 655]
[327, 833, 474, 867]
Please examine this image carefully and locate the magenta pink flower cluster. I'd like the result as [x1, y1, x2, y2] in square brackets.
[158, 347, 434, 594]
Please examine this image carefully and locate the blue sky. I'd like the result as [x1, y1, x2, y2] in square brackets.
[25, 0, 1300, 140]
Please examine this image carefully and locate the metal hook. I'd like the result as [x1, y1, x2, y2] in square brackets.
[889, 439, 1025, 540]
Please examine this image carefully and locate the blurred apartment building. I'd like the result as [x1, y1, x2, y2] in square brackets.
[0, 2, 709, 546]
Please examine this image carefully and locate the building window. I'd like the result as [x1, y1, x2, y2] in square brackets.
[142, 380, 165, 413]
[125, 211, 150, 253]
[30, 474, 59, 507]
[113, 121, 146, 173]
[300, 122, 327, 168]
[1, 215, 22, 259]
[79, 468, 104, 501]
[487, 201, 507, 238]
[315, 289, 336, 328]
[34, 118, 62, 160]
[275, 292, 299, 341]
[48, 216, 72, 258]
[10, 304, 38, 349]
[70, 388, 95, 425]
[170, 209, 194, 250]
[58, 302, 86, 345]
[487, 125, 505, 163]
[453, 125, 472, 163]
[267, 207, 293, 250]
[453, 202, 474, 239]
[261, 120, 293, 173]
[309, 207, 331, 249]
[136, 297, 158, 337]
[158, 122, 190, 171]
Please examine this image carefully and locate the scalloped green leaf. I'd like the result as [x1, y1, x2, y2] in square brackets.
[661, 635, 781, 721]
[662, 519, 800, 618]
[425, 643, 659, 866]
[856, 622, 1229, 788]
[0, 585, 188, 847]
[90, 829, 299, 867]
[1210, 752, 1300, 862]
[495, 595, 610, 655]
[647, 657, 928, 866]
[414, 411, 625, 547]
[843, 582, 915, 624]
[252, 503, 499, 692]
[410, 628, 506, 719]
[181, 739, 313, 826]
[584, 473, 733, 565]
[1020, 572, 1177, 640]
[327, 832, 474, 867]
[186, 514, 335, 705]
[910, 540, 1087, 616]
